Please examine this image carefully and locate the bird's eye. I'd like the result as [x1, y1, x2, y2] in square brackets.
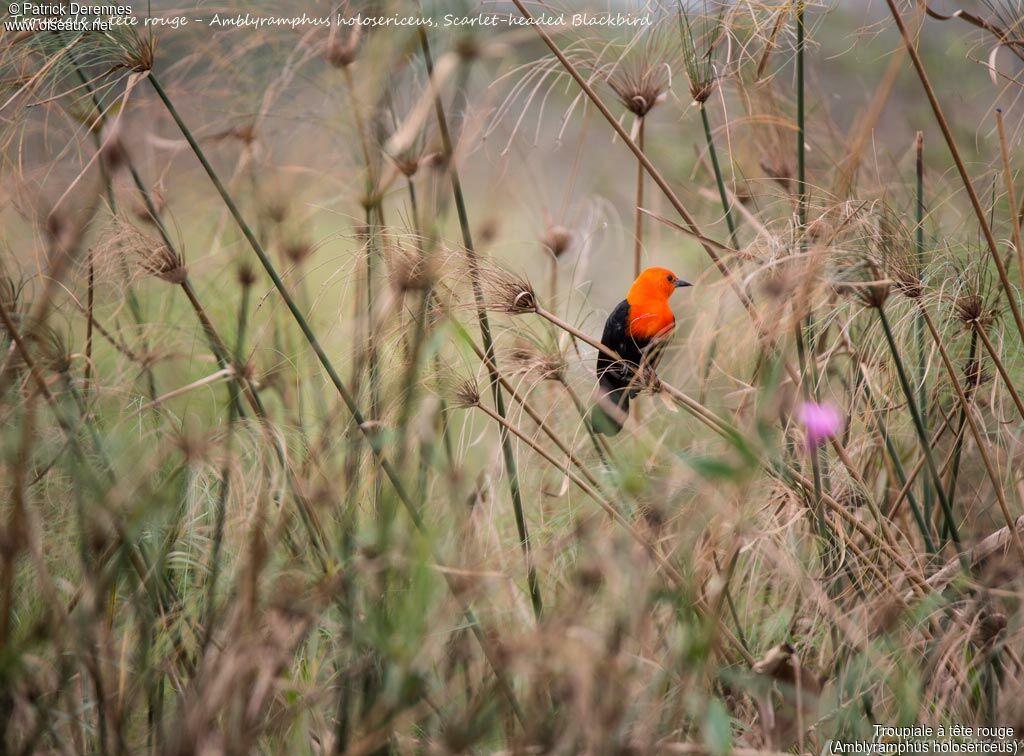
[666, 274, 674, 282]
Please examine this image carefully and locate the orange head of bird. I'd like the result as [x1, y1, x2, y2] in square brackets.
[627, 267, 692, 304]
[624, 267, 692, 339]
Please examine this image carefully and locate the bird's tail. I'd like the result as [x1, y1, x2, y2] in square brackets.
[589, 387, 631, 436]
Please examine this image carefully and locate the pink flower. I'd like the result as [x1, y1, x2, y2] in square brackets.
[797, 401, 842, 449]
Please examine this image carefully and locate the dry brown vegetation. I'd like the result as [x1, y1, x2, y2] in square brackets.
[3, 0, 1024, 752]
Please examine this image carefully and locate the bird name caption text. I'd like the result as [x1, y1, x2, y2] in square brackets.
[827, 725, 1021, 754]
[5, 8, 653, 33]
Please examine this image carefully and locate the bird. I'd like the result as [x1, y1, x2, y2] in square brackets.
[590, 266, 691, 435]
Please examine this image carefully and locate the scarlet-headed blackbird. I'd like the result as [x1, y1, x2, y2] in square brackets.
[590, 267, 691, 435]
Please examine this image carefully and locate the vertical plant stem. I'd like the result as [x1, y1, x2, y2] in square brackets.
[793, 1, 828, 551]
[85, 254, 94, 393]
[973, 323, 1024, 420]
[796, 1, 807, 228]
[863, 376, 935, 552]
[201, 277, 250, 650]
[914, 131, 934, 529]
[510, 0, 765, 334]
[147, 71, 527, 725]
[700, 104, 739, 250]
[418, 27, 542, 619]
[996, 109, 1024, 294]
[877, 306, 960, 547]
[885, 0, 1024, 346]
[917, 305, 1024, 559]
[945, 330, 977, 515]
[634, 116, 645, 278]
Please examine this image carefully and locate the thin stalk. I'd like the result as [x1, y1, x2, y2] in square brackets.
[796, 0, 808, 230]
[917, 305, 1024, 559]
[877, 393, 935, 551]
[66, 49, 156, 400]
[470, 400, 681, 584]
[915, 131, 933, 527]
[147, 72, 526, 721]
[558, 376, 614, 469]
[858, 362, 935, 551]
[85, 253, 94, 393]
[885, 0, 1024, 346]
[945, 330, 977, 513]
[876, 305, 961, 546]
[418, 27, 542, 619]
[995, 109, 1024, 295]
[450, 318, 610, 495]
[472, 398, 754, 666]
[509, 0, 764, 334]
[973, 323, 1024, 420]
[149, 70, 409, 532]
[366, 206, 383, 522]
[793, 1, 830, 555]
[634, 116, 645, 277]
[394, 192, 450, 469]
[201, 279, 250, 651]
[700, 104, 739, 250]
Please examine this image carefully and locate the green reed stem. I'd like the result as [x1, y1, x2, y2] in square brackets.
[147, 72, 526, 724]
[700, 105, 739, 250]
[418, 27, 542, 619]
[914, 132, 934, 528]
[201, 277, 250, 651]
[859, 365, 935, 552]
[877, 306, 960, 547]
[67, 53, 156, 400]
[945, 329, 977, 520]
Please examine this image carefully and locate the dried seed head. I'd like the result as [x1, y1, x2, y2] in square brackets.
[678, 8, 720, 105]
[477, 219, 499, 245]
[140, 243, 187, 284]
[388, 240, 436, 293]
[237, 262, 257, 288]
[953, 269, 997, 330]
[326, 26, 361, 68]
[834, 257, 890, 309]
[282, 239, 314, 266]
[955, 293, 986, 325]
[0, 270, 24, 313]
[969, 604, 1007, 648]
[453, 380, 480, 408]
[455, 37, 482, 60]
[359, 190, 383, 211]
[262, 196, 289, 225]
[99, 135, 127, 174]
[607, 61, 669, 117]
[504, 342, 565, 382]
[876, 208, 922, 299]
[172, 428, 209, 463]
[481, 269, 537, 314]
[30, 321, 72, 374]
[220, 124, 256, 146]
[542, 225, 573, 258]
[116, 30, 155, 73]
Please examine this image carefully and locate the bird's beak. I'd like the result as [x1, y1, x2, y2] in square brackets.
[674, 278, 692, 288]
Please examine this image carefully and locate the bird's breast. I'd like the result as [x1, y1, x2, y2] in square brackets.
[625, 301, 675, 340]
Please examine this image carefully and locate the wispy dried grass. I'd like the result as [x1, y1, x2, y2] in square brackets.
[3, 2, 1024, 752]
